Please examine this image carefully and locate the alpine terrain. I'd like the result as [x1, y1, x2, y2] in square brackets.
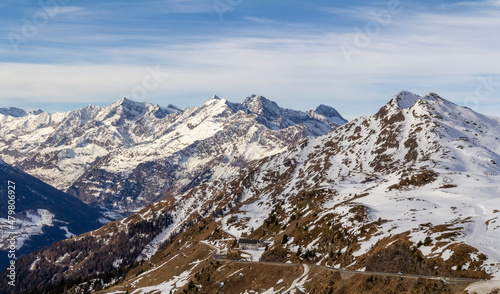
[0, 160, 102, 270]
[2, 91, 500, 293]
[0, 95, 346, 218]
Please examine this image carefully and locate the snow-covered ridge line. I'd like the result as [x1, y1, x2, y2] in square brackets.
[0, 106, 44, 117]
[0, 94, 347, 214]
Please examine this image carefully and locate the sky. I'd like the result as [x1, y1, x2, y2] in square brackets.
[0, 0, 499, 120]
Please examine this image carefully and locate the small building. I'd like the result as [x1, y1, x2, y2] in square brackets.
[238, 238, 259, 250]
[457, 137, 470, 142]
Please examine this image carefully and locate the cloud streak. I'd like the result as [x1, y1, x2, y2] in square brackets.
[0, 0, 499, 119]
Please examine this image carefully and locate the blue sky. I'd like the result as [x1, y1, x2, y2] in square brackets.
[0, 0, 499, 120]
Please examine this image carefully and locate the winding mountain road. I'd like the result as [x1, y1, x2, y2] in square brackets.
[201, 240, 484, 287]
[216, 258, 484, 286]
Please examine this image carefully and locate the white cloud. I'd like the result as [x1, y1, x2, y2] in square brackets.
[156, 0, 214, 14]
[316, 5, 377, 20]
[0, 1, 499, 118]
[0, 63, 146, 103]
[440, 0, 500, 8]
[243, 16, 279, 25]
[48, 6, 85, 16]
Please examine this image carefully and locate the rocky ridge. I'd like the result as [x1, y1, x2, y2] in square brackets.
[0, 95, 346, 216]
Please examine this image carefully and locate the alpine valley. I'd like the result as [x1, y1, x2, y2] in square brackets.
[0, 159, 103, 270]
[2, 92, 500, 294]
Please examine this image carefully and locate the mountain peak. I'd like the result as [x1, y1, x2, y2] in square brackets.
[203, 95, 229, 108]
[0, 107, 44, 117]
[391, 91, 422, 109]
[313, 104, 348, 124]
[0, 107, 27, 117]
[244, 94, 270, 103]
[30, 109, 44, 116]
[118, 97, 146, 107]
[242, 94, 281, 117]
[390, 91, 451, 111]
[166, 104, 182, 112]
[109, 97, 149, 120]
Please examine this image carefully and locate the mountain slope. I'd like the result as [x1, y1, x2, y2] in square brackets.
[5, 91, 500, 293]
[0, 159, 103, 270]
[104, 91, 500, 290]
[0, 95, 345, 216]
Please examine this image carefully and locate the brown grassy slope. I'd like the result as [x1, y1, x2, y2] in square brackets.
[98, 216, 473, 294]
[95, 218, 225, 293]
[305, 270, 469, 294]
[177, 261, 470, 294]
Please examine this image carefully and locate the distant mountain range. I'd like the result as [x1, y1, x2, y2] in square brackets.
[0, 107, 44, 118]
[0, 95, 346, 218]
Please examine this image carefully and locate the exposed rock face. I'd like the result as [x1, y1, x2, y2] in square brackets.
[0, 95, 346, 215]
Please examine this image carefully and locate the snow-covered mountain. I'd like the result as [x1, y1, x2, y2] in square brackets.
[0, 107, 44, 117]
[7, 91, 500, 293]
[0, 159, 102, 270]
[0, 95, 346, 216]
[240, 94, 347, 134]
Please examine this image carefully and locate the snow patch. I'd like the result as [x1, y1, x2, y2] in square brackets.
[60, 226, 75, 238]
[441, 249, 454, 261]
